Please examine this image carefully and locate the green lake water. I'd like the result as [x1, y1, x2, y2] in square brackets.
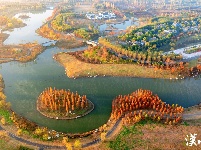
[0, 10, 201, 133]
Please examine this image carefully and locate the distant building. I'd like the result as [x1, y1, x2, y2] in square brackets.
[86, 12, 116, 20]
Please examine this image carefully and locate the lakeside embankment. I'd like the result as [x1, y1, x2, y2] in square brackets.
[54, 52, 177, 79]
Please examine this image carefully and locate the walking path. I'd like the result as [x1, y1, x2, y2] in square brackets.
[183, 104, 201, 120]
[0, 115, 122, 149]
[0, 106, 200, 149]
[170, 43, 201, 59]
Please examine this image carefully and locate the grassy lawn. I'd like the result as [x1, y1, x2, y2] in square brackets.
[101, 119, 201, 150]
[0, 131, 35, 150]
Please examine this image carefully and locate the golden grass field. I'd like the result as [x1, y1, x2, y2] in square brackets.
[54, 52, 177, 79]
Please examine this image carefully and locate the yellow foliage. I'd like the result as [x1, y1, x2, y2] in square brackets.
[62, 136, 69, 145]
[74, 139, 81, 149]
[34, 128, 43, 136]
[0, 92, 6, 100]
[0, 100, 6, 108]
[0, 131, 8, 138]
[7, 22, 13, 28]
[1, 117, 6, 125]
[66, 143, 73, 150]
[42, 133, 49, 140]
[101, 132, 106, 142]
[16, 129, 22, 136]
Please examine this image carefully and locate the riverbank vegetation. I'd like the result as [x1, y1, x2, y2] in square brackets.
[37, 11, 99, 41]
[36, 24, 62, 40]
[0, 16, 26, 31]
[0, 42, 45, 64]
[46, 6, 201, 79]
[37, 87, 94, 119]
[0, 76, 12, 125]
[110, 89, 183, 125]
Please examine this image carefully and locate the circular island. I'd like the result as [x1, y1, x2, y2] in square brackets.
[37, 87, 94, 119]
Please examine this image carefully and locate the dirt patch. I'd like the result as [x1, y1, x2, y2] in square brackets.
[56, 39, 85, 49]
[95, 121, 201, 150]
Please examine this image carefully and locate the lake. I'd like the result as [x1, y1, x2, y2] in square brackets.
[0, 10, 201, 133]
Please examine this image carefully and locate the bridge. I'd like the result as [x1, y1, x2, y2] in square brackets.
[41, 40, 57, 47]
[86, 40, 98, 47]
[46, 6, 54, 10]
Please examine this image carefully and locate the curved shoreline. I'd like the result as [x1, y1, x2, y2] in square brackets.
[36, 95, 95, 120]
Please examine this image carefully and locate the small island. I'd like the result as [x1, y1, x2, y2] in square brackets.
[18, 14, 30, 19]
[37, 87, 94, 119]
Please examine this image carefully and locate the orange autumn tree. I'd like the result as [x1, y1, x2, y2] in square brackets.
[110, 89, 184, 125]
[37, 87, 93, 119]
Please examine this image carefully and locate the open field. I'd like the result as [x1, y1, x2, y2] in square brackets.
[94, 120, 201, 150]
[54, 52, 177, 79]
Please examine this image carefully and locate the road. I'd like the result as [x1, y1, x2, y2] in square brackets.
[0, 115, 122, 149]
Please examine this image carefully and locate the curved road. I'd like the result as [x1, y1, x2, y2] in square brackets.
[0, 116, 122, 149]
[0, 107, 201, 149]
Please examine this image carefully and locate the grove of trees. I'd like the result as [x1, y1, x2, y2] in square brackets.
[0, 16, 26, 31]
[37, 87, 93, 119]
[110, 89, 184, 125]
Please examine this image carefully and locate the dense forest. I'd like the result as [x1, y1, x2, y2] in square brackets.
[110, 89, 184, 125]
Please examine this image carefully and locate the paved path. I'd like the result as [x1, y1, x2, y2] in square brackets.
[0, 115, 122, 149]
[183, 111, 201, 120]
[169, 43, 201, 60]
[0, 107, 200, 149]
[8, 132, 66, 150]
